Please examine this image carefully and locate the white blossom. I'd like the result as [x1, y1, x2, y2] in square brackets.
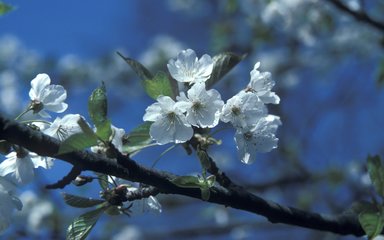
[0, 151, 53, 184]
[28, 73, 68, 118]
[0, 177, 21, 234]
[221, 91, 267, 129]
[43, 114, 82, 140]
[167, 49, 213, 85]
[177, 82, 224, 128]
[247, 62, 280, 104]
[234, 115, 281, 164]
[111, 125, 126, 152]
[90, 125, 126, 154]
[143, 95, 193, 145]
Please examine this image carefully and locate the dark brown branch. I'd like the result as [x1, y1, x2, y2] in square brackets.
[328, 0, 384, 33]
[45, 165, 82, 189]
[0, 115, 365, 236]
[126, 186, 160, 201]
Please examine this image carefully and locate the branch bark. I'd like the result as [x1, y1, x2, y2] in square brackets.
[328, 0, 384, 33]
[0, 115, 366, 237]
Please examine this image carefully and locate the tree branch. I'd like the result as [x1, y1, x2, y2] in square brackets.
[45, 165, 82, 189]
[327, 0, 384, 33]
[0, 115, 366, 236]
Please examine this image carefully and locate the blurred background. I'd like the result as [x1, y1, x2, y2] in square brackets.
[1, 0, 384, 239]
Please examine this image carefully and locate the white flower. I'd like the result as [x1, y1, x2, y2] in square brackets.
[111, 125, 125, 152]
[234, 115, 281, 164]
[0, 151, 54, 184]
[0, 177, 22, 234]
[167, 49, 213, 85]
[221, 91, 267, 129]
[91, 125, 126, 154]
[176, 82, 224, 128]
[43, 114, 82, 140]
[29, 73, 68, 118]
[247, 62, 280, 104]
[143, 95, 193, 145]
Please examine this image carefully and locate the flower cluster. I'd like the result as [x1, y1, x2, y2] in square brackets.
[0, 73, 162, 233]
[144, 49, 281, 164]
[143, 49, 223, 144]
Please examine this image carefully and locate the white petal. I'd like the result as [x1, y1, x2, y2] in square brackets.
[30, 154, 54, 169]
[145, 196, 162, 213]
[29, 73, 51, 100]
[38, 110, 51, 118]
[15, 156, 35, 184]
[143, 103, 162, 122]
[0, 152, 17, 177]
[41, 85, 67, 103]
[111, 126, 126, 152]
[259, 92, 280, 104]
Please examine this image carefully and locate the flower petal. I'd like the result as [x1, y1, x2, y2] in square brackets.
[29, 74, 51, 100]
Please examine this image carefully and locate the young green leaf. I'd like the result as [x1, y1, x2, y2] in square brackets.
[206, 52, 246, 88]
[358, 203, 384, 240]
[200, 187, 210, 201]
[104, 205, 122, 216]
[0, 2, 13, 16]
[66, 206, 107, 240]
[367, 155, 384, 197]
[88, 82, 112, 142]
[95, 173, 109, 191]
[205, 175, 216, 187]
[197, 147, 212, 172]
[58, 117, 99, 154]
[62, 193, 105, 208]
[116, 52, 153, 81]
[171, 176, 201, 188]
[143, 71, 175, 99]
[122, 122, 152, 154]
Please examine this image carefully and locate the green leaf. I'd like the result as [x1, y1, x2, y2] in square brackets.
[358, 203, 384, 239]
[200, 187, 210, 201]
[104, 205, 122, 216]
[62, 193, 105, 208]
[117, 52, 153, 81]
[58, 120, 99, 154]
[122, 122, 152, 154]
[171, 176, 202, 188]
[206, 52, 245, 88]
[367, 155, 384, 197]
[205, 175, 216, 187]
[95, 173, 109, 191]
[95, 120, 112, 142]
[197, 147, 211, 171]
[66, 206, 106, 240]
[88, 82, 112, 141]
[0, 2, 13, 16]
[143, 71, 175, 99]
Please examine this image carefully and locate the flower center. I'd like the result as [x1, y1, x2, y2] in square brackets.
[30, 100, 44, 114]
[167, 112, 176, 124]
[232, 107, 241, 116]
[192, 101, 203, 111]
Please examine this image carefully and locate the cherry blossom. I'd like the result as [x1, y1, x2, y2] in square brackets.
[0, 151, 53, 184]
[167, 49, 213, 85]
[28, 73, 68, 118]
[234, 115, 281, 164]
[143, 96, 193, 144]
[177, 82, 224, 128]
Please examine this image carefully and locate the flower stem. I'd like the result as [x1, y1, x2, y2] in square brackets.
[14, 107, 32, 121]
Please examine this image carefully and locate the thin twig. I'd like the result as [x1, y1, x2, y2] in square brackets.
[327, 0, 384, 33]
